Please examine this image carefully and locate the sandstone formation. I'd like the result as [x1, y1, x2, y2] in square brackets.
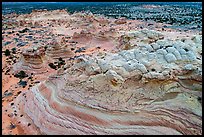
[45, 39, 74, 59]
[13, 31, 202, 135]
[12, 46, 49, 74]
[2, 9, 202, 135]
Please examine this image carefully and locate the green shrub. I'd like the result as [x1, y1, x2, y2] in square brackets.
[44, 46, 48, 50]
[11, 48, 16, 54]
[14, 71, 28, 79]
[58, 57, 63, 62]
[4, 49, 10, 56]
[48, 63, 56, 69]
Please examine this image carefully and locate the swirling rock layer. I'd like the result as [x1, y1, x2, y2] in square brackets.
[14, 73, 202, 135]
[4, 9, 201, 135]
[45, 40, 74, 59]
[12, 46, 49, 74]
[13, 32, 202, 135]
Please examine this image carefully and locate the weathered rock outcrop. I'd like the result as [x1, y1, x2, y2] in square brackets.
[4, 7, 201, 135]
[13, 33, 202, 135]
[45, 39, 74, 59]
[12, 46, 49, 74]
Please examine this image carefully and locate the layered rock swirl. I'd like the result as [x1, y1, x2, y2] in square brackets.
[12, 39, 75, 74]
[45, 40, 74, 59]
[12, 46, 49, 74]
[13, 30, 202, 135]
